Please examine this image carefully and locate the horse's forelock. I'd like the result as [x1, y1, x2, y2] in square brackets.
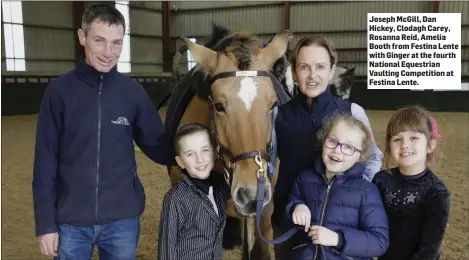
[211, 32, 261, 71]
[204, 23, 231, 49]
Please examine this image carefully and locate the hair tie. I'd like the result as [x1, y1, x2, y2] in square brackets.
[429, 116, 442, 140]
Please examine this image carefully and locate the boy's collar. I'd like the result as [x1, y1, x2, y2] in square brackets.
[181, 169, 213, 195]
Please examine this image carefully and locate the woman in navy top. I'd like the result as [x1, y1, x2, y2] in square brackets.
[272, 36, 383, 259]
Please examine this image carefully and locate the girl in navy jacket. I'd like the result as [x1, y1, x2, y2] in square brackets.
[285, 112, 389, 260]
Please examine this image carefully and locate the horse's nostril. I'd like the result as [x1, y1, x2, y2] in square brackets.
[245, 201, 256, 214]
[235, 187, 250, 205]
[233, 184, 272, 216]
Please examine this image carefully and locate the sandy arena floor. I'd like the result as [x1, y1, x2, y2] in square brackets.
[1, 108, 468, 260]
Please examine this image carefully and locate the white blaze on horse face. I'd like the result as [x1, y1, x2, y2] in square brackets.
[237, 77, 258, 111]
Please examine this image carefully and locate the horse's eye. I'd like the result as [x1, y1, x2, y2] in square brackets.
[214, 103, 225, 112]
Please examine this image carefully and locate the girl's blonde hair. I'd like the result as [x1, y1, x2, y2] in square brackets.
[317, 111, 371, 160]
[384, 105, 442, 169]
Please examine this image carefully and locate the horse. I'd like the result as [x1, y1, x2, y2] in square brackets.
[164, 24, 292, 260]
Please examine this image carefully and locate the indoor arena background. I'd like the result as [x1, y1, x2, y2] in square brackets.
[1, 1, 468, 260]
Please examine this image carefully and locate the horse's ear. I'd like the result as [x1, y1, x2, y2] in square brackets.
[181, 36, 217, 74]
[348, 67, 356, 74]
[259, 30, 292, 69]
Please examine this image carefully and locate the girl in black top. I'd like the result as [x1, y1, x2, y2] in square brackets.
[372, 105, 451, 260]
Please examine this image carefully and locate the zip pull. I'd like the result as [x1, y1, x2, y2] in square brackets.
[331, 248, 354, 260]
[321, 172, 336, 185]
[98, 74, 103, 94]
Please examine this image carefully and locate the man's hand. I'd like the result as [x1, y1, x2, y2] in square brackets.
[292, 204, 311, 232]
[38, 232, 59, 257]
[308, 225, 339, 246]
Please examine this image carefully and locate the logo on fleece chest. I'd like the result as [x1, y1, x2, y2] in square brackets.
[111, 117, 131, 126]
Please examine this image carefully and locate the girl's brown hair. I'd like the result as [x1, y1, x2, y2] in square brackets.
[383, 105, 441, 169]
[290, 36, 338, 72]
[316, 111, 371, 161]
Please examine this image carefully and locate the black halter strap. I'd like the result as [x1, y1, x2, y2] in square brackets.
[211, 71, 271, 82]
[207, 70, 275, 186]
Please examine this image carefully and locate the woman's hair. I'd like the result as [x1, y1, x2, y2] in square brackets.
[290, 36, 338, 72]
[316, 111, 371, 160]
[383, 105, 442, 169]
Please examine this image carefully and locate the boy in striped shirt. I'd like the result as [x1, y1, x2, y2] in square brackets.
[157, 123, 230, 260]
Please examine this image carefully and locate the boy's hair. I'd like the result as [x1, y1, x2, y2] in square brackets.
[384, 105, 441, 169]
[174, 123, 213, 156]
[316, 111, 371, 159]
[290, 36, 338, 72]
[81, 3, 126, 35]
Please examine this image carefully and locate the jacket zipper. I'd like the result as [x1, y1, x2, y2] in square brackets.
[310, 101, 316, 124]
[314, 174, 336, 260]
[95, 74, 103, 222]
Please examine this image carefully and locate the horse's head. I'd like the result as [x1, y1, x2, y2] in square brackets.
[329, 66, 355, 100]
[182, 30, 290, 216]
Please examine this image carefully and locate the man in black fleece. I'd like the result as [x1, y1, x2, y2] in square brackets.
[32, 3, 175, 259]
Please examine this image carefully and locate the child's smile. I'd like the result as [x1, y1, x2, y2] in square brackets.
[328, 155, 342, 163]
[400, 152, 415, 157]
[196, 165, 209, 171]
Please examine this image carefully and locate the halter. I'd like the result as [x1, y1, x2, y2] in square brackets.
[207, 70, 276, 186]
[208, 70, 300, 251]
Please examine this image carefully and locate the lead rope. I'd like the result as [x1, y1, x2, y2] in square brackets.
[255, 106, 302, 245]
[254, 153, 302, 245]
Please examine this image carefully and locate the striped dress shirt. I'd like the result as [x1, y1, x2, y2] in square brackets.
[157, 172, 230, 260]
